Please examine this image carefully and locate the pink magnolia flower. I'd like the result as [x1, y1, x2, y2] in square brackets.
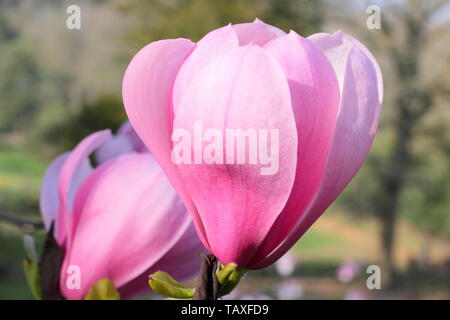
[122, 20, 382, 269]
[39, 127, 205, 299]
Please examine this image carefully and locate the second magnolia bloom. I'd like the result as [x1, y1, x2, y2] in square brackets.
[122, 20, 383, 269]
[40, 125, 205, 299]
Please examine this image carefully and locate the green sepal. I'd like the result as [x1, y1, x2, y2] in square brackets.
[216, 263, 246, 297]
[84, 278, 120, 300]
[216, 262, 238, 285]
[149, 271, 195, 299]
[23, 259, 41, 300]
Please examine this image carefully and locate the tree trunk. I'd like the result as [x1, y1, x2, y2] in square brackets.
[377, 96, 414, 286]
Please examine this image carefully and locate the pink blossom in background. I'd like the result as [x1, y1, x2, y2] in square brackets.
[275, 253, 297, 277]
[344, 288, 368, 300]
[277, 279, 304, 300]
[39, 128, 205, 299]
[95, 121, 146, 163]
[240, 292, 272, 300]
[336, 261, 361, 284]
[122, 19, 382, 269]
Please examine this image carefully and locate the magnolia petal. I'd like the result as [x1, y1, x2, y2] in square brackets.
[174, 45, 298, 266]
[248, 31, 340, 267]
[60, 153, 192, 299]
[118, 221, 206, 299]
[117, 121, 146, 153]
[172, 24, 239, 112]
[122, 39, 211, 250]
[41, 153, 94, 233]
[40, 153, 69, 231]
[232, 19, 285, 46]
[95, 134, 135, 164]
[55, 130, 111, 244]
[253, 31, 382, 268]
[309, 31, 383, 103]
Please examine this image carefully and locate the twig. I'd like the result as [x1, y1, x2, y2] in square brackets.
[193, 254, 219, 300]
[0, 212, 44, 229]
[39, 223, 65, 300]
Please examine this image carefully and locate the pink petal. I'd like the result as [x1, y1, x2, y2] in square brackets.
[309, 31, 383, 103]
[40, 153, 69, 230]
[41, 152, 96, 233]
[56, 130, 111, 245]
[253, 31, 382, 268]
[232, 19, 285, 46]
[95, 134, 135, 164]
[60, 153, 193, 300]
[117, 120, 133, 135]
[173, 45, 298, 266]
[248, 31, 340, 267]
[118, 121, 147, 153]
[172, 24, 239, 112]
[118, 220, 206, 299]
[122, 39, 211, 250]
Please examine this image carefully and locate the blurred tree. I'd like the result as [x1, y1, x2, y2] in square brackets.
[335, 0, 450, 283]
[0, 11, 41, 135]
[0, 0, 128, 150]
[414, 165, 450, 236]
[0, 13, 17, 41]
[118, 0, 262, 48]
[0, 39, 42, 134]
[118, 0, 323, 51]
[40, 95, 126, 151]
[261, 0, 323, 36]
[373, 0, 450, 283]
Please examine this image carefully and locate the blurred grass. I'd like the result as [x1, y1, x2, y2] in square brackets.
[0, 148, 46, 191]
[0, 225, 45, 299]
[0, 233, 31, 299]
[0, 148, 47, 299]
[0, 149, 47, 176]
[294, 226, 345, 253]
[0, 148, 47, 217]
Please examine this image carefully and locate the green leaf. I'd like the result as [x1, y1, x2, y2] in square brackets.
[149, 271, 195, 299]
[84, 278, 120, 300]
[23, 259, 41, 300]
[216, 263, 246, 297]
[216, 262, 237, 285]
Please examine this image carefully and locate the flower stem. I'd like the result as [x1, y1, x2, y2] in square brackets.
[193, 254, 219, 300]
